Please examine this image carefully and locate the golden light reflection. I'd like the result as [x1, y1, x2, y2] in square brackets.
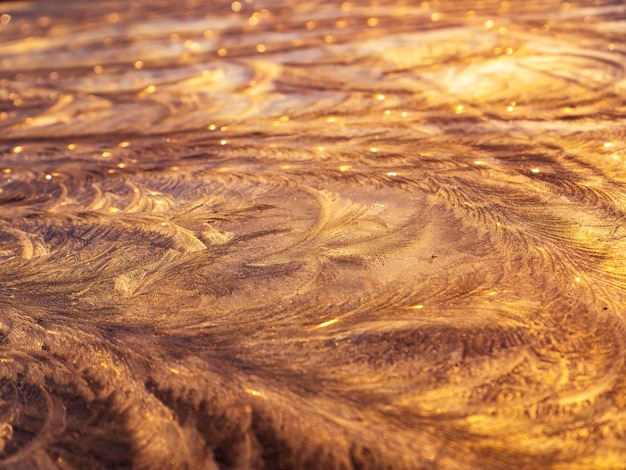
[1, 1, 625, 468]
[317, 318, 339, 328]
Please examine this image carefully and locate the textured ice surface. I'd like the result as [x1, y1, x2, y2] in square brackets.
[0, 0, 626, 468]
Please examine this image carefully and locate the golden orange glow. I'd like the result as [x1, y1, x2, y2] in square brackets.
[1, 1, 625, 468]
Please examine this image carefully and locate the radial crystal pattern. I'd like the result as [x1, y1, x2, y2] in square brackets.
[1, 0, 626, 468]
